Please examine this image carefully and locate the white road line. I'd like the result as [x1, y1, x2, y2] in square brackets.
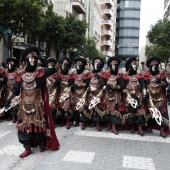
[0, 131, 11, 138]
[122, 155, 155, 170]
[76, 131, 170, 143]
[62, 150, 95, 163]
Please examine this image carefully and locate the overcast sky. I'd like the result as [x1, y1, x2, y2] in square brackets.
[139, 0, 164, 47]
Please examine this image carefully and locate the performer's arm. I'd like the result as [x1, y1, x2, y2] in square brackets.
[0, 72, 7, 84]
[44, 63, 62, 78]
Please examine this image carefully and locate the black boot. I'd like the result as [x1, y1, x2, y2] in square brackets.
[96, 122, 101, 131]
[111, 123, 118, 135]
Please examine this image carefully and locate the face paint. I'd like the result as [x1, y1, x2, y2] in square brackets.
[152, 65, 156, 71]
[132, 64, 137, 70]
[112, 65, 115, 71]
[29, 56, 36, 66]
[8, 64, 12, 70]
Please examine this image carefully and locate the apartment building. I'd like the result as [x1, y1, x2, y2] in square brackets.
[100, 0, 116, 60]
[115, 0, 141, 64]
[164, 0, 170, 19]
[85, 0, 102, 51]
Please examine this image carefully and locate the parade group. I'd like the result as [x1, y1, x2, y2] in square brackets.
[0, 46, 170, 158]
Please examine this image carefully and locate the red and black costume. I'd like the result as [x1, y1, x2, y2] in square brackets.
[71, 57, 90, 129]
[88, 57, 106, 131]
[0, 64, 6, 108]
[5, 46, 60, 158]
[104, 57, 125, 134]
[143, 57, 170, 138]
[54, 57, 74, 129]
[123, 57, 146, 136]
[5, 57, 18, 122]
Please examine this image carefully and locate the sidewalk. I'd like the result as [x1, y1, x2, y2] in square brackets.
[0, 112, 170, 170]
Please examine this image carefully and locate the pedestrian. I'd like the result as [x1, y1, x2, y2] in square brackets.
[4, 46, 60, 158]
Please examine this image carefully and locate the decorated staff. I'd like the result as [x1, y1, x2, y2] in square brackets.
[5, 57, 18, 122]
[123, 57, 146, 136]
[4, 46, 60, 158]
[143, 57, 170, 138]
[54, 56, 73, 129]
[104, 57, 125, 134]
[88, 57, 106, 131]
[71, 57, 90, 130]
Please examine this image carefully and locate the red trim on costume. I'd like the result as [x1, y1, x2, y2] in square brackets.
[43, 84, 60, 150]
[58, 72, 72, 80]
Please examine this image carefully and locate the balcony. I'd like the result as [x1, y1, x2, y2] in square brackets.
[101, 51, 112, 57]
[101, 30, 112, 36]
[101, 40, 112, 46]
[71, 0, 85, 14]
[103, 9, 113, 16]
[102, 19, 113, 26]
[101, 0, 114, 7]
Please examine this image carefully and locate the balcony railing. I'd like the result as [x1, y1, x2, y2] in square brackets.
[101, 40, 112, 46]
[101, 19, 113, 26]
[71, 0, 85, 14]
[101, 0, 114, 7]
[101, 51, 112, 57]
[101, 30, 112, 36]
[103, 9, 113, 16]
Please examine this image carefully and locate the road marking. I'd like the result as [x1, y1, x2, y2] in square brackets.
[122, 155, 155, 170]
[6, 122, 13, 125]
[76, 131, 170, 143]
[0, 145, 23, 156]
[0, 131, 11, 138]
[62, 150, 95, 163]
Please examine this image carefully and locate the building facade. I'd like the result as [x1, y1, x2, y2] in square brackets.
[115, 0, 141, 64]
[164, 0, 170, 19]
[100, 0, 117, 59]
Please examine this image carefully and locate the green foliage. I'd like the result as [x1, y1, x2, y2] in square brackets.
[30, 5, 65, 47]
[145, 45, 158, 58]
[61, 14, 87, 52]
[147, 19, 170, 48]
[147, 19, 170, 64]
[75, 37, 105, 62]
[0, 0, 45, 35]
[0, 0, 46, 56]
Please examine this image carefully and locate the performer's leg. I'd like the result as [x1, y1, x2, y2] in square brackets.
[18, 130, 32, 158]
[111, 123, 118, 135]
[73, 111, 80, 127]
[137, 123, 144, 136]
[65, 111, 72, 129]
[160, 126, 166, 138]
[93, 111, 101, 131]
[106, 122, 111, 131]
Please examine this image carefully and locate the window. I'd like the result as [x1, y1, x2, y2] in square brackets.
[119, 38, 139, 45]
[118, 48, 138, 55]
[119, 29, 139, 37]
[119, 20, 140, 27]
[123, 1, 141, 8]
[119, 10, 140, 18]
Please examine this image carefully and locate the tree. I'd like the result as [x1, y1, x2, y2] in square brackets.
[147, 19, 170, 68]
[75, 37, 105, 61]
[145, 45, 170, 69]
[147, 19, 170, 48]
[145, 45, 158, 58]
[0, 0, 46, 57]
[61, 14, 87, 57]
[30, 5, 66, 58]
